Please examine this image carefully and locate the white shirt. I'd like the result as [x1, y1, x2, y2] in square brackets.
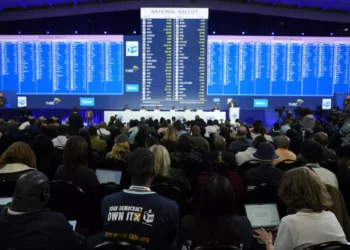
[18, 121, 30, 130]
[52, 135, 68, 148]
[205, 125, 218, 134]
[235, 147, 258, 166]
[97, 128, 111, 136]
[313, 166, 339, 189]
[274, 211, 347, 250]
[128, 126, 138, 134]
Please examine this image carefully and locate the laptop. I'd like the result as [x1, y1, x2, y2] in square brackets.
[245, 203, 281, 230]
[96, 169, 122, 184]
[0, 197, 12, 206]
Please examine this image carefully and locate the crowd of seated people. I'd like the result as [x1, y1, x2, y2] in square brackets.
[1, 108, 350, 250]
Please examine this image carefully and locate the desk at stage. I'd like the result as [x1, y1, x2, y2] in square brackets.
[103, 110, 226, 124]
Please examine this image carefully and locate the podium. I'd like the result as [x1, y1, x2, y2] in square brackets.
[229, 107, 240, 121]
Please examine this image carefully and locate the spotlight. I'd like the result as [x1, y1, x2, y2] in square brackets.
[75, 30, 78, 34]
[242, 31, 245, 35]
[104, 31, 107, 35]
[330, 32, 334, 36]
[212, 31, 216, 35]
[302, 32, 305, 36]
[271, 32, 275, 35]
[18, 31, 21, 35]
[133, 30, 136, 34]
[345, 28, 348, 32]
[46, 31, 50, 35]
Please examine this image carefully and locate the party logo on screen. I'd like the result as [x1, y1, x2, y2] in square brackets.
[17, 96, 27, 108]
[125, 65, 139, 73]
[46, 97, 61, 106]
[288, 99, 304, 107]
[126, 41, 139, 56]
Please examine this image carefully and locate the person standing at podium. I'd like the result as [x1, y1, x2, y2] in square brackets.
[228, 99, 237, 108]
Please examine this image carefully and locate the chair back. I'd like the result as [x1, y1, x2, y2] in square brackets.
[172, 159, 202, 190]
[48, 180, 90, 221]
[100, 182, 124, 198]
[103, 158, 131, 187]
[0, 180, 16, 197]
[319, 160, 338, 174]
[193, 245, 242, 250]
[94, 241, 145, 250]
[237, 160, 259, 176]
[275, 160, 300, 172]
[302, 241, 350, 250]
[151, 183, 185, 206]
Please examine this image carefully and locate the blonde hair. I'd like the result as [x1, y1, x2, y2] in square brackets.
[149, 145, 170, 177]
[111, 142, 130, 161]
[279, 167, 333, 212]
[163, 126, 178, 142]
[0, 142, 36, 169]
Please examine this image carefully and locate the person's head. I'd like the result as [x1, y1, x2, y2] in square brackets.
[172, 106, 176, 110]
[279, 167, 332, 212]
[337, 145, 350, 168]
[149, 145, 171, 178]
[124, 104, 129, 109]
[274, 135, 290, 149]
[57, 125, 68, 136]
[141, 106, 146, 109]
[7, 119, 18, 129]
[127, 148, 155, 186]
[171, 116, 176, 122]
[135, 126, 150, 147]
[88, 126, 98, 136]
[146, 118, 154, 127]
[207, 119, 213, 126]
[191, 125, 200, 136]
[11, 171, 50, 213]
[301, 140, 324, 164]
[214, 135, 226, 150]
[237, 126, 247, 138]
[258, 126, 266, 136]
[100, 122, 107, 129]
[253, 120, 263, 131]
[109, 116, 116, 123]
[273, 122, 280, 130]
[72, 106, 79, 113]
[214, 103, 218, 108]
[145, 136, 159, 148]
[304, 108, 313, 116]
[178, 134, 195, 151]
[161, 120, 168, 128]
[253, 142, 279, 164]
[111, 135, 130, 161]
[252, 135, 267, 148]
[0, 142, 36, 169]
[31, 134, 54, 158]
[63, 136, 88, 169]
[155, 105, 159, 110]
[313, 132, 328, 147]
[230, 99, 235, 103]
[173, 120, 182, 132]
[0, 92, 3, 97]
[163, 126, 178, 142]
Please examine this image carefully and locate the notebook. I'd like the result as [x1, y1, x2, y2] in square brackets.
[245, 203, 281, 230]
[96, 169, 122, 184]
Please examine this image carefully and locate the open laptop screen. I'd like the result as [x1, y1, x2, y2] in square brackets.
[96, 169, 122, 184]
[245, 203, 280, 228]
[0, 197, 12, 205]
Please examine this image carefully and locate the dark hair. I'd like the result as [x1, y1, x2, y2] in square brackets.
[57, 125, 68, 136]
[193, 175, 239, 247]
[253, 135, 267, 148]
[88, 126, 98, 136]
[73, 106, 79, 113]
[301, 140, 324, 163]
[207, 120, 213, 125]
[253, 120, 263, 132]
[77, 129, 95, 169]
[273, 122, 280, 130]
[304, 108, 313, 116]
[31, 134, 54, 159]
[286, 129, 302, 155]
[145, 136, 159, 148]
[135, 126, 150, 147]
[219, 128, 232, 146]
[338, 145, 350, 159]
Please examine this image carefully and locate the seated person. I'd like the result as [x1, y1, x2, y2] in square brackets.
[313, 132, 337, 162]
[0, 142, 36, 182]
[97, 122, 111, 137]
[149, 145, 191, 195]
[272, 135, 296, 165]
[205, 119, 218, 135]
[171, 106, 177, 111]
[0, 171, 84, 249]
[236, 136, 266, 166]
[228, 126, 252, 153]
[123, 104, 130, 111]
[89, 126, 107, 154]
[171, 134, 202, 163]
[178, 175, 252, 250]
[243, 142, 283, 188]
[337, 145, 350, 214]
[141, 106, 147, 111]
[204, 135, 235, 165]
[191, 125, 210, 152]
[100, 148, 179, 250]
[212, 103, 220, 111]
[255, 167, 347, 250]
[300, 140, 338, 188]
[160, 126, 178, 153]
[52, 125, 68, 148]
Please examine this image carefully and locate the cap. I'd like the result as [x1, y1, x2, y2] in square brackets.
[11, 171, 50, 213]
[253, 142, 279, 161]
[115, 134, 129, 143]
[127, 148, 155, 175]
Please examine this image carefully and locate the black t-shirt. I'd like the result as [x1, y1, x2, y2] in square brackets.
[177, 215, 253, 250]
[101, 190, 179, 250]
[0, 208, 82, 250]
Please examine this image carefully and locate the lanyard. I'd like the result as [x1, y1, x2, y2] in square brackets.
[129, 185, 151, 192]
